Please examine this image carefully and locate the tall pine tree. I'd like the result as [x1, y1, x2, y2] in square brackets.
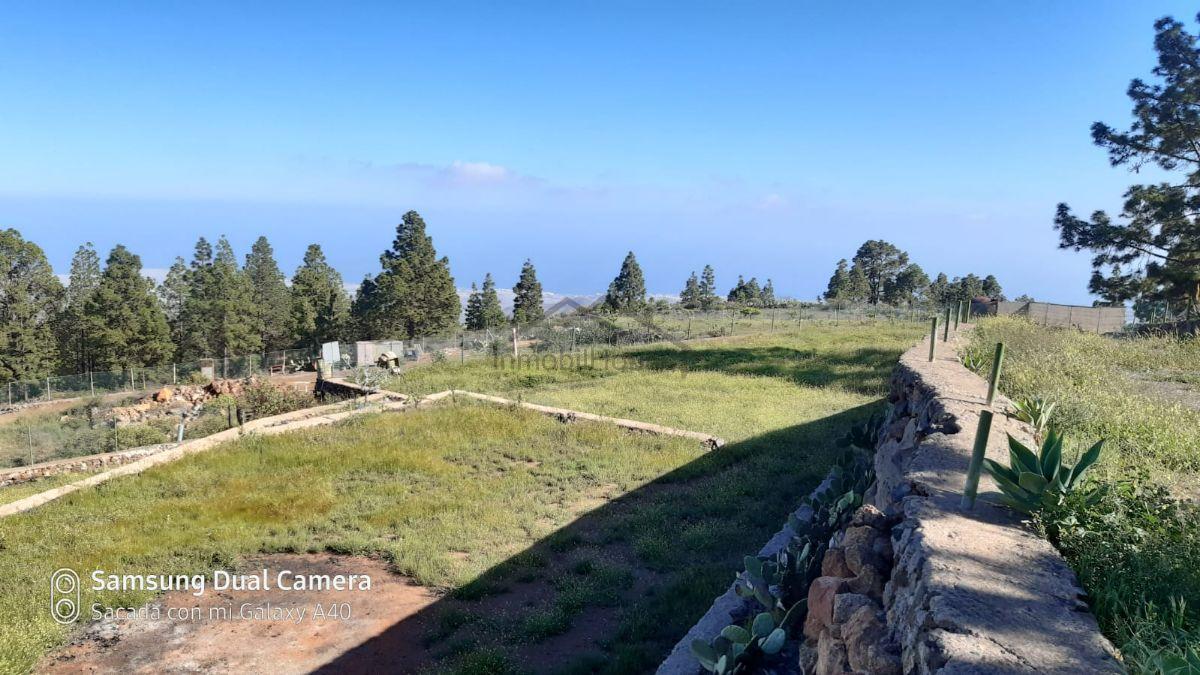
[699, 265, 718, 309]
[603, 252, 646, 311]
[83, 245, 173, 370]
[479, 273, 507, 328]
[0, 229, 62, 381]
[176, 236, 261, 359]
[463, 283, 485, 330]
[354, 211, 460, 338]
[159, 257, 190, 350]
[291, 244, 350, 349]
[680, 272, 701, 308]
[760, 279, 776, 307]
[56, 243, 102, 373]
[210, 237, 261, 357]
[511, 259, 544, 325]
[244, 236, 292, 351]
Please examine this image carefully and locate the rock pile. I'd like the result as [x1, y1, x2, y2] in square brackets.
[801, 505, 902, 675]
[107, 380, 240, 426]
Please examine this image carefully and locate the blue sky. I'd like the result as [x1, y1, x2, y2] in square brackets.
[0, 2, 1192, 302]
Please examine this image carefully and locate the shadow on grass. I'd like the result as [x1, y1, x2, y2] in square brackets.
[621, 345, 903, 394]
[313, 402, 882, 675]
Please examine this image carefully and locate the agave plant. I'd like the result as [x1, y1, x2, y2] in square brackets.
[983, 429, 1103, 514]
[1012, 396, 1057, 439]
[691, 611, 790, 674]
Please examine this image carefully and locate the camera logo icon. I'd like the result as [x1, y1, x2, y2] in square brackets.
[50, 568, 80, 624]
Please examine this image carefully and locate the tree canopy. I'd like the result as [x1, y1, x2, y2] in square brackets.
[0, 229, 62, 381]
[83, 245, 173, 370]
[291, 244, 350, 349]
[1055, 13, 1200, 310]
[354, 211, 460, 338]
[603, 252, 646, 311]
[511, 259, 544, 325]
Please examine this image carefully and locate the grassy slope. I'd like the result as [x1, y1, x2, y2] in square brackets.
[966, 317, 1200, 486]
[0, 324, 922, 674]
[967, 318, 1200, 670]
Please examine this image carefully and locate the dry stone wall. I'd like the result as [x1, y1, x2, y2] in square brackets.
[661, 330, 1124, 674]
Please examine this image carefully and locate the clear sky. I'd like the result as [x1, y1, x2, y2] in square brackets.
[0, 1, 1193, 302]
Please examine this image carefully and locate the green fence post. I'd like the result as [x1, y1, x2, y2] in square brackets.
[943, 307, 951, 342]
[986, 342, 1006, 406]
[928, 317, 938, 362]
[953, 303, 960, 330]
[961, 410, 994, 509]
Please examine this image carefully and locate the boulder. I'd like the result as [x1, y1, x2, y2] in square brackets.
[821, 547, 853, 578]
[815, 629, 852, 675]
[804, 576, 848, 642]
[841, 605, 901, 675]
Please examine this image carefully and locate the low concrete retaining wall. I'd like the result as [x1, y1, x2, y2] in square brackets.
[431, 390, 726, 450]
[662, 329, 1123, 674]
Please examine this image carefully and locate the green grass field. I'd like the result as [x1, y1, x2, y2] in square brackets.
[967, 317, 1200, 672]
[0, 324, 922, 674]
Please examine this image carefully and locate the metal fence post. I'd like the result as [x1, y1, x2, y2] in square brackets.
[929, 317, 938, 362]
[172, 363, 177, 385]
[46, 377, 51, 401]
[943, 307, 951, 342]
[961, 410, 994, 509]
[89, 371, 94, 397]
[512, 327, 518, 358]
[986, 343, 1006, 406]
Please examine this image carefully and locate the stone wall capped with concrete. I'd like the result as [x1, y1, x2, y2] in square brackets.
[817, 331, 1122, 674]
[661, 330, 1124, 674]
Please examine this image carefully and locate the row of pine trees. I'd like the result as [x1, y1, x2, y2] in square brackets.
[0, 211, 781, 383]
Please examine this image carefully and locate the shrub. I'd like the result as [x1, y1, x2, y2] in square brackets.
[236, 379, 314, 418]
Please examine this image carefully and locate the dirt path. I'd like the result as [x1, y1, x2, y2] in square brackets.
[37, 554, 439, 674]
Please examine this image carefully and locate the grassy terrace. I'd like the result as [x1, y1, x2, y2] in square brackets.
[967, 318, 1200, 671]
[0, 324, 922, 674]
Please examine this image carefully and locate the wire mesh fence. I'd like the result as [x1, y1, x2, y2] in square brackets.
[0, 303, 947, 471]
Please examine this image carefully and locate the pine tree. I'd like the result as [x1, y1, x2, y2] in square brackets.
[760, 279, 776, 307]
[464, 283, 485, 330]
[159, 257, 190, 350]
[209, 237, 261, 357]
[83, 245, 173, 370]
[511, 259, 544, 325]
[824, 260, 851, 303]
[928, 273, 951, 307]
[883, 263, 930, 306]
[680, 272, 701, 309]
[699, 265, 718, 309]
[851, 240, 909, 305]
[603, 252, 647, 311]
[982, 275, 1005, 301]
[745, 278, 762, 306]
[291, 244, 350, 349]
[480, 273, 507, 328]
[177, 238, 215, 359]
[728, 275, 748, 303]
[176, 236, 261, 359]
[0, 229, 62, 381]
[56, 243, 102, 373]
[244, 236, 293, 351]
[354, 211, 460, 338]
